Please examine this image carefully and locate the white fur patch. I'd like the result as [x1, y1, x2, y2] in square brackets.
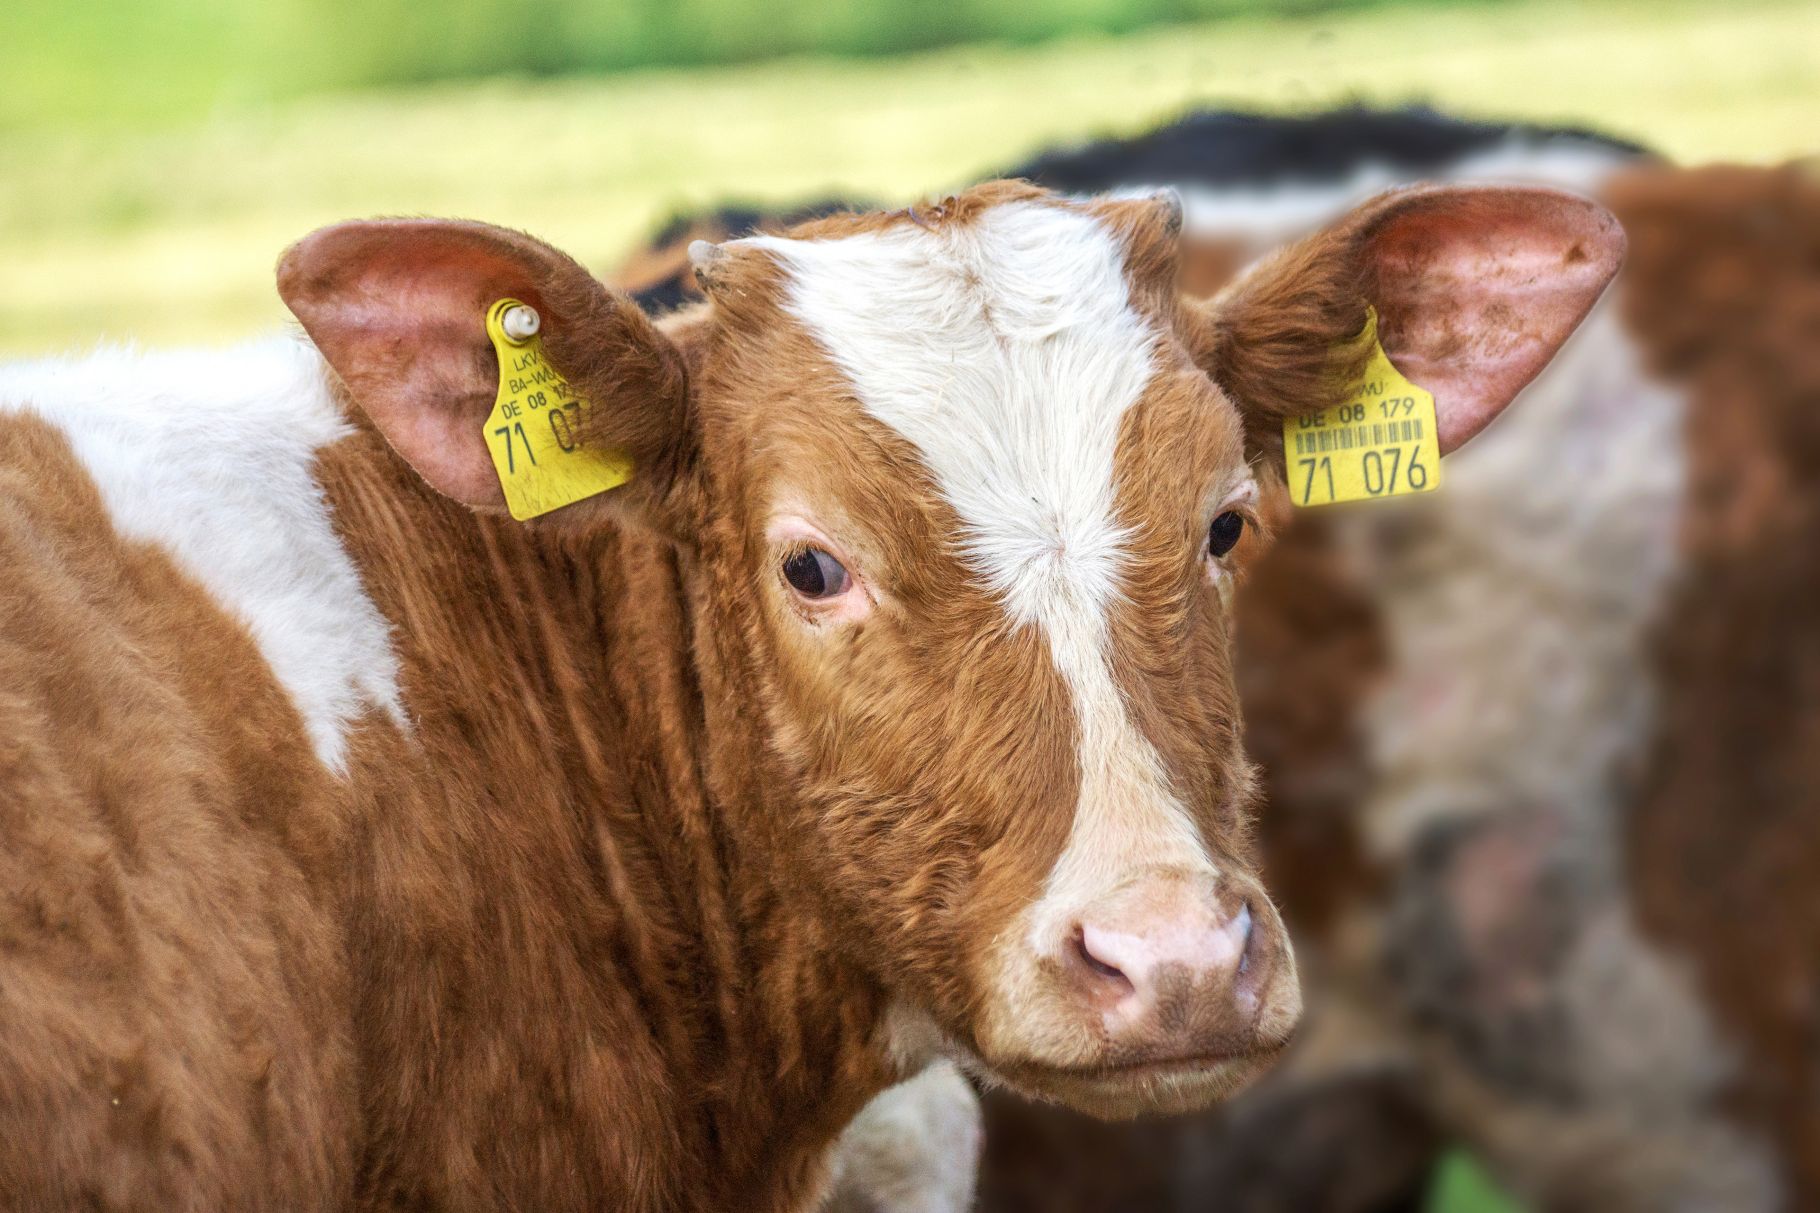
[752, 201, 1211, 933]
[1351, 305, 1684, 852]
[822, 1059, 982, 1213]
[0, 338, 404, 773]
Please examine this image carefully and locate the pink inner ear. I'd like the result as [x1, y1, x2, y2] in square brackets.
[280, 222, 572, 509]
[1369, 189, 1626, 454]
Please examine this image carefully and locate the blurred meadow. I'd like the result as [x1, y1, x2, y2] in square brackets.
[1, 0, 1815, 355]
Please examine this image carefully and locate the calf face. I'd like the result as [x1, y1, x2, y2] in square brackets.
[280, 180, 1620, 1118]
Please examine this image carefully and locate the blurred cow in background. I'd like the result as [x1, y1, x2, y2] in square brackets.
[618, 111, 1820, 1212]
[1208, 152, 1820, 1213]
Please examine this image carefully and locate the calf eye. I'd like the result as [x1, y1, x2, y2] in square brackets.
[782, 547, 851, 599]
[1208, 511, 1245, 559]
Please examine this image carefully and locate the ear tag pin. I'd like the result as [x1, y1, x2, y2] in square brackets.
[1282, 307, 1442, 508]
[481, 297, 634, 520]
[501, 304, 540, 341]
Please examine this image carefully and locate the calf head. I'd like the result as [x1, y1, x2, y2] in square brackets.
[281, 181, 1620, 1117]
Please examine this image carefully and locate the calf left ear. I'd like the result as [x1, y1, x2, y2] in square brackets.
[279, 218, 688, 520]
[1196, 185, 1624, 458]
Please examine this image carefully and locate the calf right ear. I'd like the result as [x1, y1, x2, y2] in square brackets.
[1198, 184, 1625, 461]
[279, 218, 689, 522]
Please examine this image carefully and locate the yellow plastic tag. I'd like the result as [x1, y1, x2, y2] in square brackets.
[1283, 308, 1441, 508]
[482, 298, 633, 520]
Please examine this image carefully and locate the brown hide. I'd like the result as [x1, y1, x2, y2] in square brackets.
[1616, 163, 1820, 1209]
[0, 416, 357, 1209]
[320, 421, 896, 1211]
[0, 405, 890, 1210]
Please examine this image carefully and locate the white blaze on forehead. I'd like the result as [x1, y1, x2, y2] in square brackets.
[751, 201, 1151, 628]
[0, 338, 404, 773]
[752, 200, 1213, 926]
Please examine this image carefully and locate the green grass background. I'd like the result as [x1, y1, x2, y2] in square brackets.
[1, 0, 1815, 355]
[3, 0, 1435, 131]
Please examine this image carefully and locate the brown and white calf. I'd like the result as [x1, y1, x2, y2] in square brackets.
[0, 180, 1616, 1210]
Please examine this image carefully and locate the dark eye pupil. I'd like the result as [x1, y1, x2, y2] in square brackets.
[1208, 511, 1245, 558]
[783, 547, 848, 599]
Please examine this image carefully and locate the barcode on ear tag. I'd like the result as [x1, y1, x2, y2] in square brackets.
[1283, 308, 1442, 508]
[482, 298, 634, 521]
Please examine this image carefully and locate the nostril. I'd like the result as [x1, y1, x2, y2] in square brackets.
[1072, 925, 1133, 991]
[1230, 902, 1255, 975]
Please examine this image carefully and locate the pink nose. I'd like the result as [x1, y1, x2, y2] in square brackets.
[1066, 880, 1265, 1041]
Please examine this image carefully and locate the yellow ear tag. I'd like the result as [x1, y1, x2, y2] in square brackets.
[482, 298, 634, 520]
[1283, 307, 1442, 508]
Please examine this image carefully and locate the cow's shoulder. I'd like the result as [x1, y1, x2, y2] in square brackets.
[0, 397, 360, 1208]
[0, 340, 404, 772]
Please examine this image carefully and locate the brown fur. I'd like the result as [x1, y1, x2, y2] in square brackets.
[0, 415, 357, 1209]
[319, 421, 898, 1210]
[1235, 508, 1389, 941]
[1616, 162, 1820, 1209]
